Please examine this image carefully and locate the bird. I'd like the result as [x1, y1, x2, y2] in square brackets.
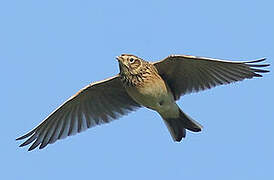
[16, 54, 269, 151]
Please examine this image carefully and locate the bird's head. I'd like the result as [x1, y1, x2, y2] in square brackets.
[116, 54, 146, 75]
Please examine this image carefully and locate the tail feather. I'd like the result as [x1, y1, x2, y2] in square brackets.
[179, 109, 203, 132]
[164, 119, 186, 142]
[163, 109, 203, 142]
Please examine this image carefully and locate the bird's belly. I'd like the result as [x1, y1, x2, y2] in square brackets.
[126, 80, 175, 112]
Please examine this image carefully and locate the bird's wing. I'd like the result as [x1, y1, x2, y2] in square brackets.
[16, 75, 141, 151]
[153, 55, 269, 100]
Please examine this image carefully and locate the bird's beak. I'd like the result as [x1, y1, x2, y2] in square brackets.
[116, 56, 125, 67]
[116, 56, 122, 62]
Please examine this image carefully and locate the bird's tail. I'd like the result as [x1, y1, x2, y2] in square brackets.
[162, 109, 203, 142]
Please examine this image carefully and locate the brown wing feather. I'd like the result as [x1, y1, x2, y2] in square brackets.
[153, 55, 269, 100]
[16, 75, 141, 151]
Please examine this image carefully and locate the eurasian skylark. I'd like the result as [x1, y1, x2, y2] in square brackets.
[17, 54, 269, 151]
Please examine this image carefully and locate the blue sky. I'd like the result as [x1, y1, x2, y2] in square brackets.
[1, 0, 273, 179]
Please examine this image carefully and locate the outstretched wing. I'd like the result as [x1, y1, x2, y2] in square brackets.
[16, 75, 141, 151]
[153, 55, 269, 100]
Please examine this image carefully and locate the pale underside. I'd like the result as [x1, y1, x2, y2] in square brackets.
[124, 68, 179, 118]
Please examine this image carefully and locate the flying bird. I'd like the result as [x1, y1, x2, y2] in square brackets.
[16, 54, 269, 151]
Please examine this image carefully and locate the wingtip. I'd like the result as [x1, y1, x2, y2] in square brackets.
[16, 135, 26, 141]
[254, 73, 263, 77]
[39, 143, 48, 150]
[19, 143, 25, 147]
[28, 144, 37, 151]
[245, 57, 267, 64]
[245, 58, 270, 76]
[16, 129, 36, 141]
[251, 68, 270, 73]
[19, 140, 31, 147]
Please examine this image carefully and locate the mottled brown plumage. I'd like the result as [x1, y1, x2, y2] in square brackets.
[16, 54, 269, 151]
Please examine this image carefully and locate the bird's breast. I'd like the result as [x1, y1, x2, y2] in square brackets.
[125, 74, 175, 111]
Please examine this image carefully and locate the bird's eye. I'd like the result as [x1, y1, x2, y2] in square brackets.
[129, 58, 135, 63]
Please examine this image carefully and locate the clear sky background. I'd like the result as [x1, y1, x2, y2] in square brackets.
[1, 0, 273, 179]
